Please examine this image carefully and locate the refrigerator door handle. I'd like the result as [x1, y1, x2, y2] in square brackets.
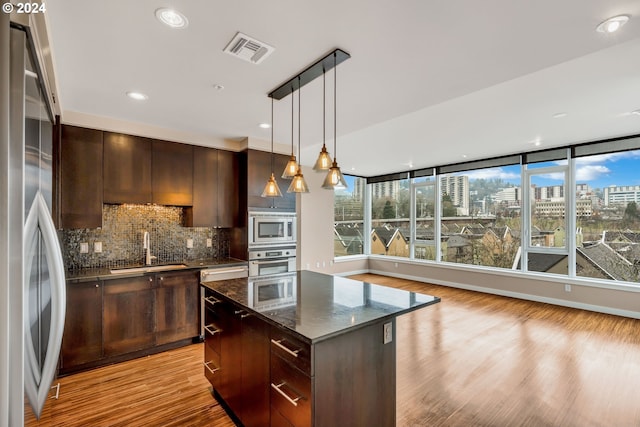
[23, 192, 66, 419]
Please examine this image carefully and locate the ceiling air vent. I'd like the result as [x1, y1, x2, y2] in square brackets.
[223, 32, 274, 64]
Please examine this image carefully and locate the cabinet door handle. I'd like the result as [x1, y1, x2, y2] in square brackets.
[203, 361, 220, 375]
[203, 324, 221, 336]
[271, 382, 301, 407]
[204, 296, 219, 306]
[270, 339, 300, 357]
[240, 313, 251, 319]
[234, 309, 246, 316]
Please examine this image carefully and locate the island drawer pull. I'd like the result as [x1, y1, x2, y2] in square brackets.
[203, 361, 220, 375]
[271, 339, 300, 357]
[203, 324, 221, 336]
[204, 296, 219, 306]
[271, 382, 301, 407]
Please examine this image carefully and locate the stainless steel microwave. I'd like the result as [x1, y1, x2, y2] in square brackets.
[248, 212, 296, 246]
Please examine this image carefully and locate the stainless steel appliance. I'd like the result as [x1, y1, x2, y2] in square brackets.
[249, 247, 296, 277]
[248, 211, 296, 247]
[199, 265, 249, 337]
[3, 18, 65, 422]
[248, 273, 297, 311]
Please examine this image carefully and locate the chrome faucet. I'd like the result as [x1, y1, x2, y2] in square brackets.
[143, 231, 156, 265]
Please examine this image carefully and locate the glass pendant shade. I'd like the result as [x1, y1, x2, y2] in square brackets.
[322, 160, 347, 190]
[288, 167, 310, 193]
[313, 145, 332, 171]
[262, 172, 282, 197]
[261, 96, 283, 199]
[282, 155, 298, 179]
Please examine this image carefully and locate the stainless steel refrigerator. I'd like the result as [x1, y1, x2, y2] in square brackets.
[1, 12, 66, 425]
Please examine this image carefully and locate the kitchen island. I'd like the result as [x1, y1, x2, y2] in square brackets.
[201, 270, 440, 427]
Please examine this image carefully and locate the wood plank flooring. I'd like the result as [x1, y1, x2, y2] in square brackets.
[26, 274, 640, 426]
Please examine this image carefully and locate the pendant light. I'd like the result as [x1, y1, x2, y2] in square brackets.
[288, 77, 310, 193]
[282, 87, 298, 179]
[261, 96, 283, 198]
[322, 52, 348, 190]
[313, 69, 332, 171]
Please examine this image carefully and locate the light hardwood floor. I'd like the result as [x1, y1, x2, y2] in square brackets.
[26, 274, 640, 426]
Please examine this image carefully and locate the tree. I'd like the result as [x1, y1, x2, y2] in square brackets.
[382, 200, 395, 219]
[442, 193, 457, 217]
[624, 202, 639, 219]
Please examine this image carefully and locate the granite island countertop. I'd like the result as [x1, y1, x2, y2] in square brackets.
[66, 257, 248, 282]
[201, 270, 440, 343]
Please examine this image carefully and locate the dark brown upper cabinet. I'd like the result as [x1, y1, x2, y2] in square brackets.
[246, 149, 295, 211]
[152, 140, 193, 206]
[59, 125, 103, 229]
[191, 146, 239, 227]
[103, 132, 152, 204]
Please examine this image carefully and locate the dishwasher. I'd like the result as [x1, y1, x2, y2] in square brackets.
[199, 265, 248, 339]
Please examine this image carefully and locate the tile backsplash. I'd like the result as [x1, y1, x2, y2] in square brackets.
[61, 204, 229, 270]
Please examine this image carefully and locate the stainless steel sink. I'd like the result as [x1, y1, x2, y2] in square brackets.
[110, 264, 189, 274]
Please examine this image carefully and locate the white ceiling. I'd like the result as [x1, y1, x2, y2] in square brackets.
[44, 0, 640, 177]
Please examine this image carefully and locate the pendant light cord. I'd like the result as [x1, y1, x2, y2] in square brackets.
[333, 52, 337, 162]
[291, 87, 294, 156]
[270, 96, 274, 173]
[323, 68, 326, 149]
[298, 76, 301, 165]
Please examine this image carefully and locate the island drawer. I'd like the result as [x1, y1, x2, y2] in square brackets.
[203, 342, 221, 388]
[270, 352, 311, 427]
[203, 307, 222, 354]
[270, 327, 311, 376]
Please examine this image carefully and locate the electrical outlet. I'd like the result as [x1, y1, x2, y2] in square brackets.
[394, 262, 398, 268]
[94, 242, 102, 253]
[206, 238, 212, 248]
[564, 284, 572, 292]
[316, 262, 320, 268]
[186, 238, 194, 249]
[80, 242, 89, 254]
[383, 322, 393, 344]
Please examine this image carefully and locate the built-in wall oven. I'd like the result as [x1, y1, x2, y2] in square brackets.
[249, 247, 296, 277]
[248, 211, 296, 247]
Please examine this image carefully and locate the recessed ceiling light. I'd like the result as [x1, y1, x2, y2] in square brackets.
[212, 84, 225, 91]
[126, 91, 148, 101]
[155, 8, 189, 29]
[596, 15, 630, 33]
[631, 109, 640, 116]
[259, 123, 271, 129]
[462, 154, 467, 159]
[552, 112, 568, 119]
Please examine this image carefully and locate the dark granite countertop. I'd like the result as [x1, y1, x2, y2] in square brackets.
[66, 258, 248, 282]
[201, 270, 440, 343]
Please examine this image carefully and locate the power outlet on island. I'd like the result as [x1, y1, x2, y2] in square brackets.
[206, 238, 212, 248]
[187, 238, 194, 249]
[383, 322, 393, 344]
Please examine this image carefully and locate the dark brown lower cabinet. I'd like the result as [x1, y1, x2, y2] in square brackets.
[62, 270, 199, 373]
[202, 286, 397, 427]
[61, 281, 103, 369]
[103, 276, 156, 357]
[155, 270, 199, 346]
[202, 289, 270, 427]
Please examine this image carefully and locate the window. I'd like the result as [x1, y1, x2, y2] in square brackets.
[413, 180, 436, 260]
[574, 149, 640, 282]
[370, 176, 410, 258]
[439, 163, 521, 269]
[334, 175, 366, 257]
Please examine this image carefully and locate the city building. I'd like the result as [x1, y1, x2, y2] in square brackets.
[440, 175, 469, 215]
[604, 185, 640, 206]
